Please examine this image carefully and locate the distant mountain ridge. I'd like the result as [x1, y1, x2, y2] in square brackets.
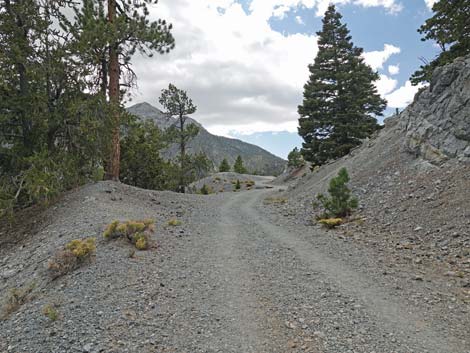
[126, 102, 286, 176]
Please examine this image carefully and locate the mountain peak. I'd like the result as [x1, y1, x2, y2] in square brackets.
[127, 102, 165, 118]
[126, 102, 286, 175]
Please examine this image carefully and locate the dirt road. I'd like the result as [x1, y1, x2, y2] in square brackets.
[156, 187, 469, 353]
[1, 181, 468, 353]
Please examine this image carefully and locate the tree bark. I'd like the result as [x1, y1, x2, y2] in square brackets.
[105, 0, 120, 181]
[179, 114, 185, 193]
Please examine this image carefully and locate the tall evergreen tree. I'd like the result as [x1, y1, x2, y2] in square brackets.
[68, 0, 175, 180]
[219, 158, 230, 172]
[410, 0, 470, 85]
[0, 0, 111, 218]
[233, 155, 247, 174]
[159, 84, 199, 193]
[298, 5, 385, 166]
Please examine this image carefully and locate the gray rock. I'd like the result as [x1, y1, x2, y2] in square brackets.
[399, 55, 470, 164]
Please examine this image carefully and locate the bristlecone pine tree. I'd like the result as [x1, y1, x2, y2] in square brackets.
[410, 0, 470, 85]
[298, 5, 385, 166]
[219, 158, 231, 172]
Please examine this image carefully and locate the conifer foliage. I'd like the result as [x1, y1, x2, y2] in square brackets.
[159, 84, 199, 193]
[317, 168, 358, 218]
[219, 158, 231, 172]
[411, 0, 470, 85]
[233, 155, 247, 174]
[298, 5, 385, 166]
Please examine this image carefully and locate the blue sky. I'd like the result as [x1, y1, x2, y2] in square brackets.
[135, 0, 440, 159]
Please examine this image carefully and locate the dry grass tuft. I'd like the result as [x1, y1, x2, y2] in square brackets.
[1, 282, 36, 320]
[318, 218, 343, 229]
[42, 304, 59, 321]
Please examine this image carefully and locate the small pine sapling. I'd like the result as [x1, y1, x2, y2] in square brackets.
[317, 168, 358, 218]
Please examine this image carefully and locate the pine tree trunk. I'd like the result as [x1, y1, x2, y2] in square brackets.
[179, 115, 185, 193]
[106, 0, 120, 181]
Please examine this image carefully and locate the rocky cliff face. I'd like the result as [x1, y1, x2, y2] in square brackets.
[399, 55, 470, 164]
[126, 102, 286, 176]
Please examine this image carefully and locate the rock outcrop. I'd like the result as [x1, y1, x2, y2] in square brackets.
[399, 55, 470, 164]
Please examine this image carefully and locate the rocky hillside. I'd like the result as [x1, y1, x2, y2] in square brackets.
[127, 102, 286, 176]
[400, 56, 470, 163]
[272, 56, 470, 297]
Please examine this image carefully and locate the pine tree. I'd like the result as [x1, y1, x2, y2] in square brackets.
[68, 0, 175, 181]
[233, 155, 247, 174]
[287, 147, 304, 168]
[219, 158, 230, 172]
[317, 168, 358, 218]
[298, 5, 385, 166]
[410, 0, 470, 85]
[159, 84, 198, 193]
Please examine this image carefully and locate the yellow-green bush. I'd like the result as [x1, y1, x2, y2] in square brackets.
[65, 238, 96, 259]
[318, 218, 343, 229]
[167, 218, 182, 226]
[103, 219, 155, 250]
[48, 238, 96, 278]
[133, 232, 150, 250]
[103, 220, 120, 239]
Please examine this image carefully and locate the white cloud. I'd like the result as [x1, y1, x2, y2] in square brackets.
[388, 64, 400, 75]
[362, 44, 401, 70]
[376, 74, 398, 96]
[385, 81, 425, 108]
[354, 0, 403, 13]
[295, 15, 305, 24]
[130, 1, 407, 136]
[424, 0, 437, 10]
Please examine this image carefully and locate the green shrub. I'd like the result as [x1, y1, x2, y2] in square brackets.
[316, 168, 358, 218]
[200, 184, 211, 195]
[235, 179, 241, 190]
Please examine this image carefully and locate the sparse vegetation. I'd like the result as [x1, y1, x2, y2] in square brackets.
[219, 158, 231, 172]
[168, 218, 182, 226]
[65, 238, 96, 259]
[48, 238, 96, 278]
[42, 304, 59, 322]
[287, 147, 304, 168]
[264, 197, 288, 205]
[233, 155, 248, 174]
[245, 180, 255, 187]
[103, 220, 155, 250]
[318, 218, 343, 229]
[1, 282, 36, 319]
[200, 184, 212, 195]
[234, 179, 241, 191]
[133, 232, 150, 250]
[316, 168, 358, 218]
